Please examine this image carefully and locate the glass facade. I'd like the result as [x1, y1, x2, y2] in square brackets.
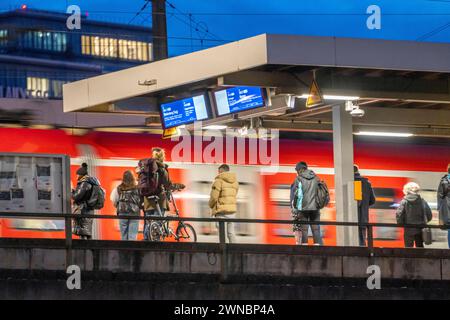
[20, 31, 67, 52]
[81, 35, 152, 61]
[0, 10, 153, 100]
[0, 30, 7, 47]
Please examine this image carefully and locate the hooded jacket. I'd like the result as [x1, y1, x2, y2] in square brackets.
[290, 169, 320, 211]
[437, 174, 450, 225]
[72, 175, 97, 237]
[396, 193, 432, 235]
[209, 172, 239, 216]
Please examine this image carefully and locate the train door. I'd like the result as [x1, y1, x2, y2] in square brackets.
[365, 176, 408, 248]
[181, 164, 263, 243]
[263, 171, 336, 246]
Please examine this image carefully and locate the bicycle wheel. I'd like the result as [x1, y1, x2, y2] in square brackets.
[149, 221, 163, 241]
[176, 223, 197, 242]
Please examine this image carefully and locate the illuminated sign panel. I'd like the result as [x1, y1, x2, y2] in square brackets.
[214, 86, 266, 116]
[160, 95, 209, 128]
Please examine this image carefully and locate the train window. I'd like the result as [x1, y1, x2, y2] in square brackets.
[372, 188, 397, 210]
[193, 181, 255, 237]
[269, 184, 329, 239]
[420, 189, 438, 211]
[418, 189, 448, 247]
[370, 188, 399, 240]
[10, 218, 64, 231]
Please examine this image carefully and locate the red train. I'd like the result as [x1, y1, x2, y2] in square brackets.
[0, 127, 449, 248]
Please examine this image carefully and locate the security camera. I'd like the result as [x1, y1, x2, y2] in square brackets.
[350, 106, 365, 117]
[345, 100, 365, 117]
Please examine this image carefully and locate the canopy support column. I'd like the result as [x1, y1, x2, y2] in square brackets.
[332, 104, 358, 246]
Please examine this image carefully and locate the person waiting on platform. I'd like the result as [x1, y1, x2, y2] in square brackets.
[354, 165, 376, 246]
[140, 147, 172, 241]
[396, 182, 432, 248]
[209, 164, 239, 243]
[110, 170, 142, 241]
[72, 163, 104, 240]
[437, 163, 450, 248]
[290, 161, 322, 245]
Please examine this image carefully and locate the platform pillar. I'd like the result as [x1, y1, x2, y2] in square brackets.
[332, 104, 358, 246]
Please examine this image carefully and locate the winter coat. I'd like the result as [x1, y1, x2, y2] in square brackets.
[396, 193, 432, 235]
[290, 169, 320, 211]
[437, 174, 450, 225]
[354, 173, 376, 224]
[209, 172, 239, 216]
[111, 185, 142, 216]
[143, 161, 171, 212]
[72, 175, 97, 237]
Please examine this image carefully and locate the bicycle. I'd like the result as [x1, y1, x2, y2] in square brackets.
[146, 185, 197, 242]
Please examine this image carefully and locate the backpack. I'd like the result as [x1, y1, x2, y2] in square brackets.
[137, 158, 161, 196]
[117, 188, 141, 215]
[316, 179, 330, 209]
[86, 178, 105, 210]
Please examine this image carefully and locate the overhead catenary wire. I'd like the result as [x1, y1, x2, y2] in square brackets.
[128, 0, 151, 25]
[165, 0, 223, 42]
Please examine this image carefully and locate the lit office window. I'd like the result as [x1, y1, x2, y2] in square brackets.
[51, 80, 66, 98]
[0, 30, 7, 46]
[21, 31, 67, 52]
[27, 77, 49, 98]
[81, 35, 152, 61]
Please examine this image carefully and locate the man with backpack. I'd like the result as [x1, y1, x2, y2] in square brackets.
[437, 164, 450, 248]
[72, 162, 105, 240]
[354, 165, 376, 246]
[290, 161, 329, 245]
[138, 147, 172, 241]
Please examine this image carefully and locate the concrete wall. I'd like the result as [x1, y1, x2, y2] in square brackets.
[0, 239, 449, 299]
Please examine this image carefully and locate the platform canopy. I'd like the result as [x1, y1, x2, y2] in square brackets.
[63, 34, 450, 137]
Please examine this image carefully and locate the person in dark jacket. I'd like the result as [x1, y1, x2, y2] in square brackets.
[72, 163, 99, 240]
[110, 170, 142, 241]
[290, 161, 322, 245]
[437, 164, 450, 248]
[396, 182, 432, 248]
[354, 165, 376, 246]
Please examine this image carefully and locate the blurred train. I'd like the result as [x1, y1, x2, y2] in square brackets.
[0, 127, 449, 248]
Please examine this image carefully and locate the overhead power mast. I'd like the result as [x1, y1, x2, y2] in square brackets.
[152, 0, 168, 61]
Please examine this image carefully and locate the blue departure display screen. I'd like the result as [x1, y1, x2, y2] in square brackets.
[214, 86, 265, 116]
[160, 95, 209, 128]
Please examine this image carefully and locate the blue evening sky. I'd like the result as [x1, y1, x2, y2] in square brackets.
[1, 0, 450, 56]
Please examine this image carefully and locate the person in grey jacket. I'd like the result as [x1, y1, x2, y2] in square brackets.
[290, 161, 321, 245]
[437, 164, 450, 248]
[396, 182, 432, 248]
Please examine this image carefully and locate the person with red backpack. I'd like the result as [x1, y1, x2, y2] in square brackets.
[138, 147, 172, 241]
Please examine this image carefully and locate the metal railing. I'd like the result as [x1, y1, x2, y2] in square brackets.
[0, 211, 448, 280]
[0, 211, 447, 245]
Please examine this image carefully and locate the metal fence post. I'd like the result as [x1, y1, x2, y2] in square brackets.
[218, 220, 228, 282]
[65, 214, 73, 268]
[367, 224, 375, 265]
